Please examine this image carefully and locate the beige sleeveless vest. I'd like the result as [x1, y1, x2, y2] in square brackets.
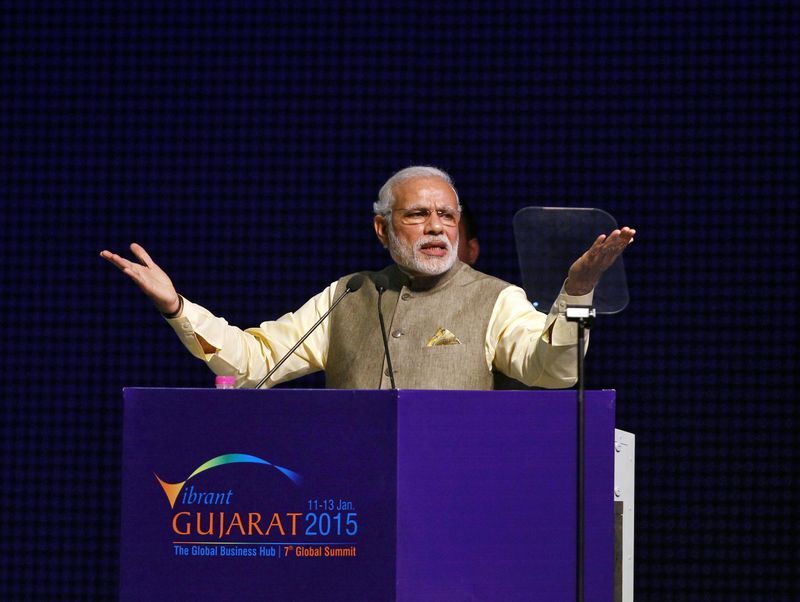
[325, 261, 509, 390]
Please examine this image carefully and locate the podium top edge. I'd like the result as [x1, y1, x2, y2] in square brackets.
[122, 387, 617, 393]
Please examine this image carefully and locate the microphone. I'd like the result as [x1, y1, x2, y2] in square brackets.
[373, 274, 397, 389]
[255, 274, 366, 389]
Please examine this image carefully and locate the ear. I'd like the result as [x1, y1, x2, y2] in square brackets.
[465, 238, 480, 265]
[374, 215, 389, 248]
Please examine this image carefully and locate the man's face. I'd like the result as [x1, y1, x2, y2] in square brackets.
[374, 176, 461, 277]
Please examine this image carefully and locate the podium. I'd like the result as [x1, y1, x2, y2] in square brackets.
[120, 388, 616, 601]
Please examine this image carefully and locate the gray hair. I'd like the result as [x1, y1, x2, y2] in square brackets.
[373, 165, 460, 216]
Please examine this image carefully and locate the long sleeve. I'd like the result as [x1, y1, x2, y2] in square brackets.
[164, 282, 339, 388]
[486, 284, 593, 388]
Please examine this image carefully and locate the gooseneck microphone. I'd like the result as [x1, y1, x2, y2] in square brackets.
[373, 274, 397, 389]
[254, 274, 366, 389]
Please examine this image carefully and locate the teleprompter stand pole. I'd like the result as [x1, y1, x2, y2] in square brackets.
[565, 305, 596, 602]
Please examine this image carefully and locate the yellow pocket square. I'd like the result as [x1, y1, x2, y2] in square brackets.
[426, 327, 461, 347]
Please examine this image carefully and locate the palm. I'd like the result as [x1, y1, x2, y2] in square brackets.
[566, 227, 636, 295]
[100, 243, 180, 314]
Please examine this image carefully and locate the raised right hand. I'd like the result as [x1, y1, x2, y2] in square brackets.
[100, 243, 181, 315]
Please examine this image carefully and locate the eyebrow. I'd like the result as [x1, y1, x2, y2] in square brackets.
[398, 203, 459, 212]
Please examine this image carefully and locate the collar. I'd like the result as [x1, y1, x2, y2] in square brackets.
[386, 260, 465, 292]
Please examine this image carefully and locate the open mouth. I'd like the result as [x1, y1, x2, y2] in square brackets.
[419, 240, 449, 257]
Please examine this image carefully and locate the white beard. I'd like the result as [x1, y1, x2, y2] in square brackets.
[387, 228, 458, 276]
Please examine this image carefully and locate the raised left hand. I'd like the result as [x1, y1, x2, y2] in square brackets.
[565, 227, 636, 295]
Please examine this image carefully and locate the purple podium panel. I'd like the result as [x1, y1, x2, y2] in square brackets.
[120, 388, 398, 601]
[396, 389, 615, 601]
[121, 388, 614, 601]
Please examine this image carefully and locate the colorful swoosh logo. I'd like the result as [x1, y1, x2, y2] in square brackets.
[155, 453, 303, 508]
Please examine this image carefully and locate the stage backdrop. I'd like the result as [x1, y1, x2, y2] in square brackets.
[2, 1, 797, 600]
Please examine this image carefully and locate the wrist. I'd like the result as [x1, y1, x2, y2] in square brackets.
[161, 295, 183, 319]
[564, 279, 594, 296]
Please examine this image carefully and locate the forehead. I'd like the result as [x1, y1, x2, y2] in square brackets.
[393, 177, 458, 209]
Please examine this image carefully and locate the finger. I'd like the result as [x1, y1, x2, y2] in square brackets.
[604, 229, 633, 248]
[101, 252, 154, 291]
[100, 250, 137, 272]
[129, 242, 154, 267]
[589, 233, 607, 249]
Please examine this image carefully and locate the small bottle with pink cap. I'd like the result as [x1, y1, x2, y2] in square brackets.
[214, 375, 236, 390]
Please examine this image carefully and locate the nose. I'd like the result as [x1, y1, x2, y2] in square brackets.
[424, 212, 444, 234]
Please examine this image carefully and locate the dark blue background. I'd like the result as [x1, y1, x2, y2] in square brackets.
[1, 1, 797, 599]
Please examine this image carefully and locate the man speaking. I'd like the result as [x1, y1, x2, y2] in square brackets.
[101, 166, 635, 389]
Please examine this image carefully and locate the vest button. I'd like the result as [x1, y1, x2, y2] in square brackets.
[401, 293, 412, 300]
[391, 329, 404, 338]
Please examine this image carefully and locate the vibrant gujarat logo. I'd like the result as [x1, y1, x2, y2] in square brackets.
[155, 453, 303, 508]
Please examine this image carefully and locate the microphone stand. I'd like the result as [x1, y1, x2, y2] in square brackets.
[565, 304, 595, 602]
[255, 276, 364, 389]
[376, 287, 396, 389]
